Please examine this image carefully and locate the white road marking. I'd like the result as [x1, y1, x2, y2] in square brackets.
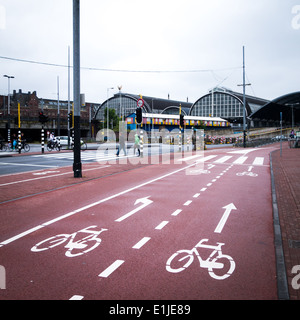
[0, 165, 111, 187]
[214, 156, 232, 164]
[200, 188, 207, 192]
[171, 209, 182, 216]
[155, 221, 169, 230]
[193, 193, 200, 198]
[252, 157, 264, 166]
[69, 295, 84, 300]
[98, 260, 124, 278]
[132, 237, 151, 249]
[184, 200, 192, 206]
[0, 162, 198, 247]
[233, 156, 248, 164]
[0, 162, 58, 168]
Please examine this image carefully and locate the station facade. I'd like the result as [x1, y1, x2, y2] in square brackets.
[94, 88, 269, 132]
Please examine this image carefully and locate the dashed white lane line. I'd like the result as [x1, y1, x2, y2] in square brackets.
[171, 209, 182, 216]
[69, 295, 84, 300]
[200, 187, 207, 192]
[193, 193, 200, 198]
[155, 221, 169, 230]
[132, 237, 151, 249]
[183, 200, 192, 206]
[98, 260, 125, 278]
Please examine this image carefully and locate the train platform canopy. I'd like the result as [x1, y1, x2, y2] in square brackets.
[250, 92, 300, 126]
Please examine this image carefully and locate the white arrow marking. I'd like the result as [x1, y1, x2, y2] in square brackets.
[214, 203, 237, 233]
[115, 196, 153, 222]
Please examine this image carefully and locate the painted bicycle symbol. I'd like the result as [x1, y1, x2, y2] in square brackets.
[166, 239, 235, 280]
[236, 171, 258, 177]
[31, 225, 107, 257]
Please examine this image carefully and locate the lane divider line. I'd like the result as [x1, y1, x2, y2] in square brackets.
[98, 260, 125, 278]
[132, 237, 151, 249]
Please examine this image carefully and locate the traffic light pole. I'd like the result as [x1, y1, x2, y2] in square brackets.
[73, 0, 82, 178]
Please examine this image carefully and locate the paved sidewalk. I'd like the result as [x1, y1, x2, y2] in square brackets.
[271, 142, 300, 300]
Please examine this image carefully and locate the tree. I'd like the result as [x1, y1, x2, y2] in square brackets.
[103, 107, 120, 131]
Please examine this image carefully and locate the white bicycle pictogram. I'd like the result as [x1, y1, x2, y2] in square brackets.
[31, 225, 107, 257]
[166, 239, 235, 280]
[236, 171, 258, 177]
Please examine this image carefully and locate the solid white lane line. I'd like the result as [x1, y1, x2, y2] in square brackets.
[0, 162, 58, 168]
[0, 165, 111, 187]
[132, 237, 151, 249]
[98, 260, 125, 278]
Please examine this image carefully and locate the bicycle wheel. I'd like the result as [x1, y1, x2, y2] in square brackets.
[208, 254, 235, 280]
[24, 144, 30, 152]
[31, 234, 69, 252]
[47, 144, 53, 152]
[166, 250, 195, 273]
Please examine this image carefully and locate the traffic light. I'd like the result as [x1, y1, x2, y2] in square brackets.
[68, 112, 73, 128]
[180, 114, 184, 127]
[136, 107, 143, 124]
[38, 112, 48, 124]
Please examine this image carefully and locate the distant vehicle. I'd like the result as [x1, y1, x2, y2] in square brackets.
[271, 135, 287, 141]
[56, 136, 87, 150]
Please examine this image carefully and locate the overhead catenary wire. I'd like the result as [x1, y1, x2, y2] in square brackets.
[0, 55, 242, 74]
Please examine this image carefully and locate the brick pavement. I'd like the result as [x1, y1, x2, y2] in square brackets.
[271, 142, 300, 300]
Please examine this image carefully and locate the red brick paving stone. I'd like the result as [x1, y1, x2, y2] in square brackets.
[272, 142, 300, 300]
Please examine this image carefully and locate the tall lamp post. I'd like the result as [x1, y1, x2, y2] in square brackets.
[3, 74, 14, 143]
[107, 87, 114, 140]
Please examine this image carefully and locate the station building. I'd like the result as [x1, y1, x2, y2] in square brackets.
[93, 88, 268, 133]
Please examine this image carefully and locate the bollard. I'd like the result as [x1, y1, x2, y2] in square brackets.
[41, 128, 44, 154]
[140, 129, 143, 158]
[18, 130, 21, 154]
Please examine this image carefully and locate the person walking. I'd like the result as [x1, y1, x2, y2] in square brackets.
[134, 133, 140, 157]
[116, 132, 127, 156]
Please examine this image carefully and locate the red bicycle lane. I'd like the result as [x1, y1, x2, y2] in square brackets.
[0, 156, 212, 299]
[0, 147, 278, 299]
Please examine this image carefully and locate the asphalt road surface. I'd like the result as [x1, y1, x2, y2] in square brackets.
[0, 145, 278, 300]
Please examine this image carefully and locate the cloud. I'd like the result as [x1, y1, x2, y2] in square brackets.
[1, 0, 300, 104]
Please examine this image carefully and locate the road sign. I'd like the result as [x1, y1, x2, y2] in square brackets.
[137, 98, 144, 108]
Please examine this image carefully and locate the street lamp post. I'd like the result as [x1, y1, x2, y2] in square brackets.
[107, 87, 114, 141]
[3, 74, 14, 143]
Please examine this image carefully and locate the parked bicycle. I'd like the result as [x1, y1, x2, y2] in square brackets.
[166, 238, 235, 280]
[31, 225, 108, 257]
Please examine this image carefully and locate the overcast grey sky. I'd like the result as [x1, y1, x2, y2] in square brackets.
[0, 0, 299, 104]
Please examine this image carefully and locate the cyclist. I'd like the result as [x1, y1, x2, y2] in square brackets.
[48, 132, 56, 148]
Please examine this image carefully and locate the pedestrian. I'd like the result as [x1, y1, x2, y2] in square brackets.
[290, 129, 295, 139]
[134, 133, 140, 157]
[116, 132, 127, 156]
